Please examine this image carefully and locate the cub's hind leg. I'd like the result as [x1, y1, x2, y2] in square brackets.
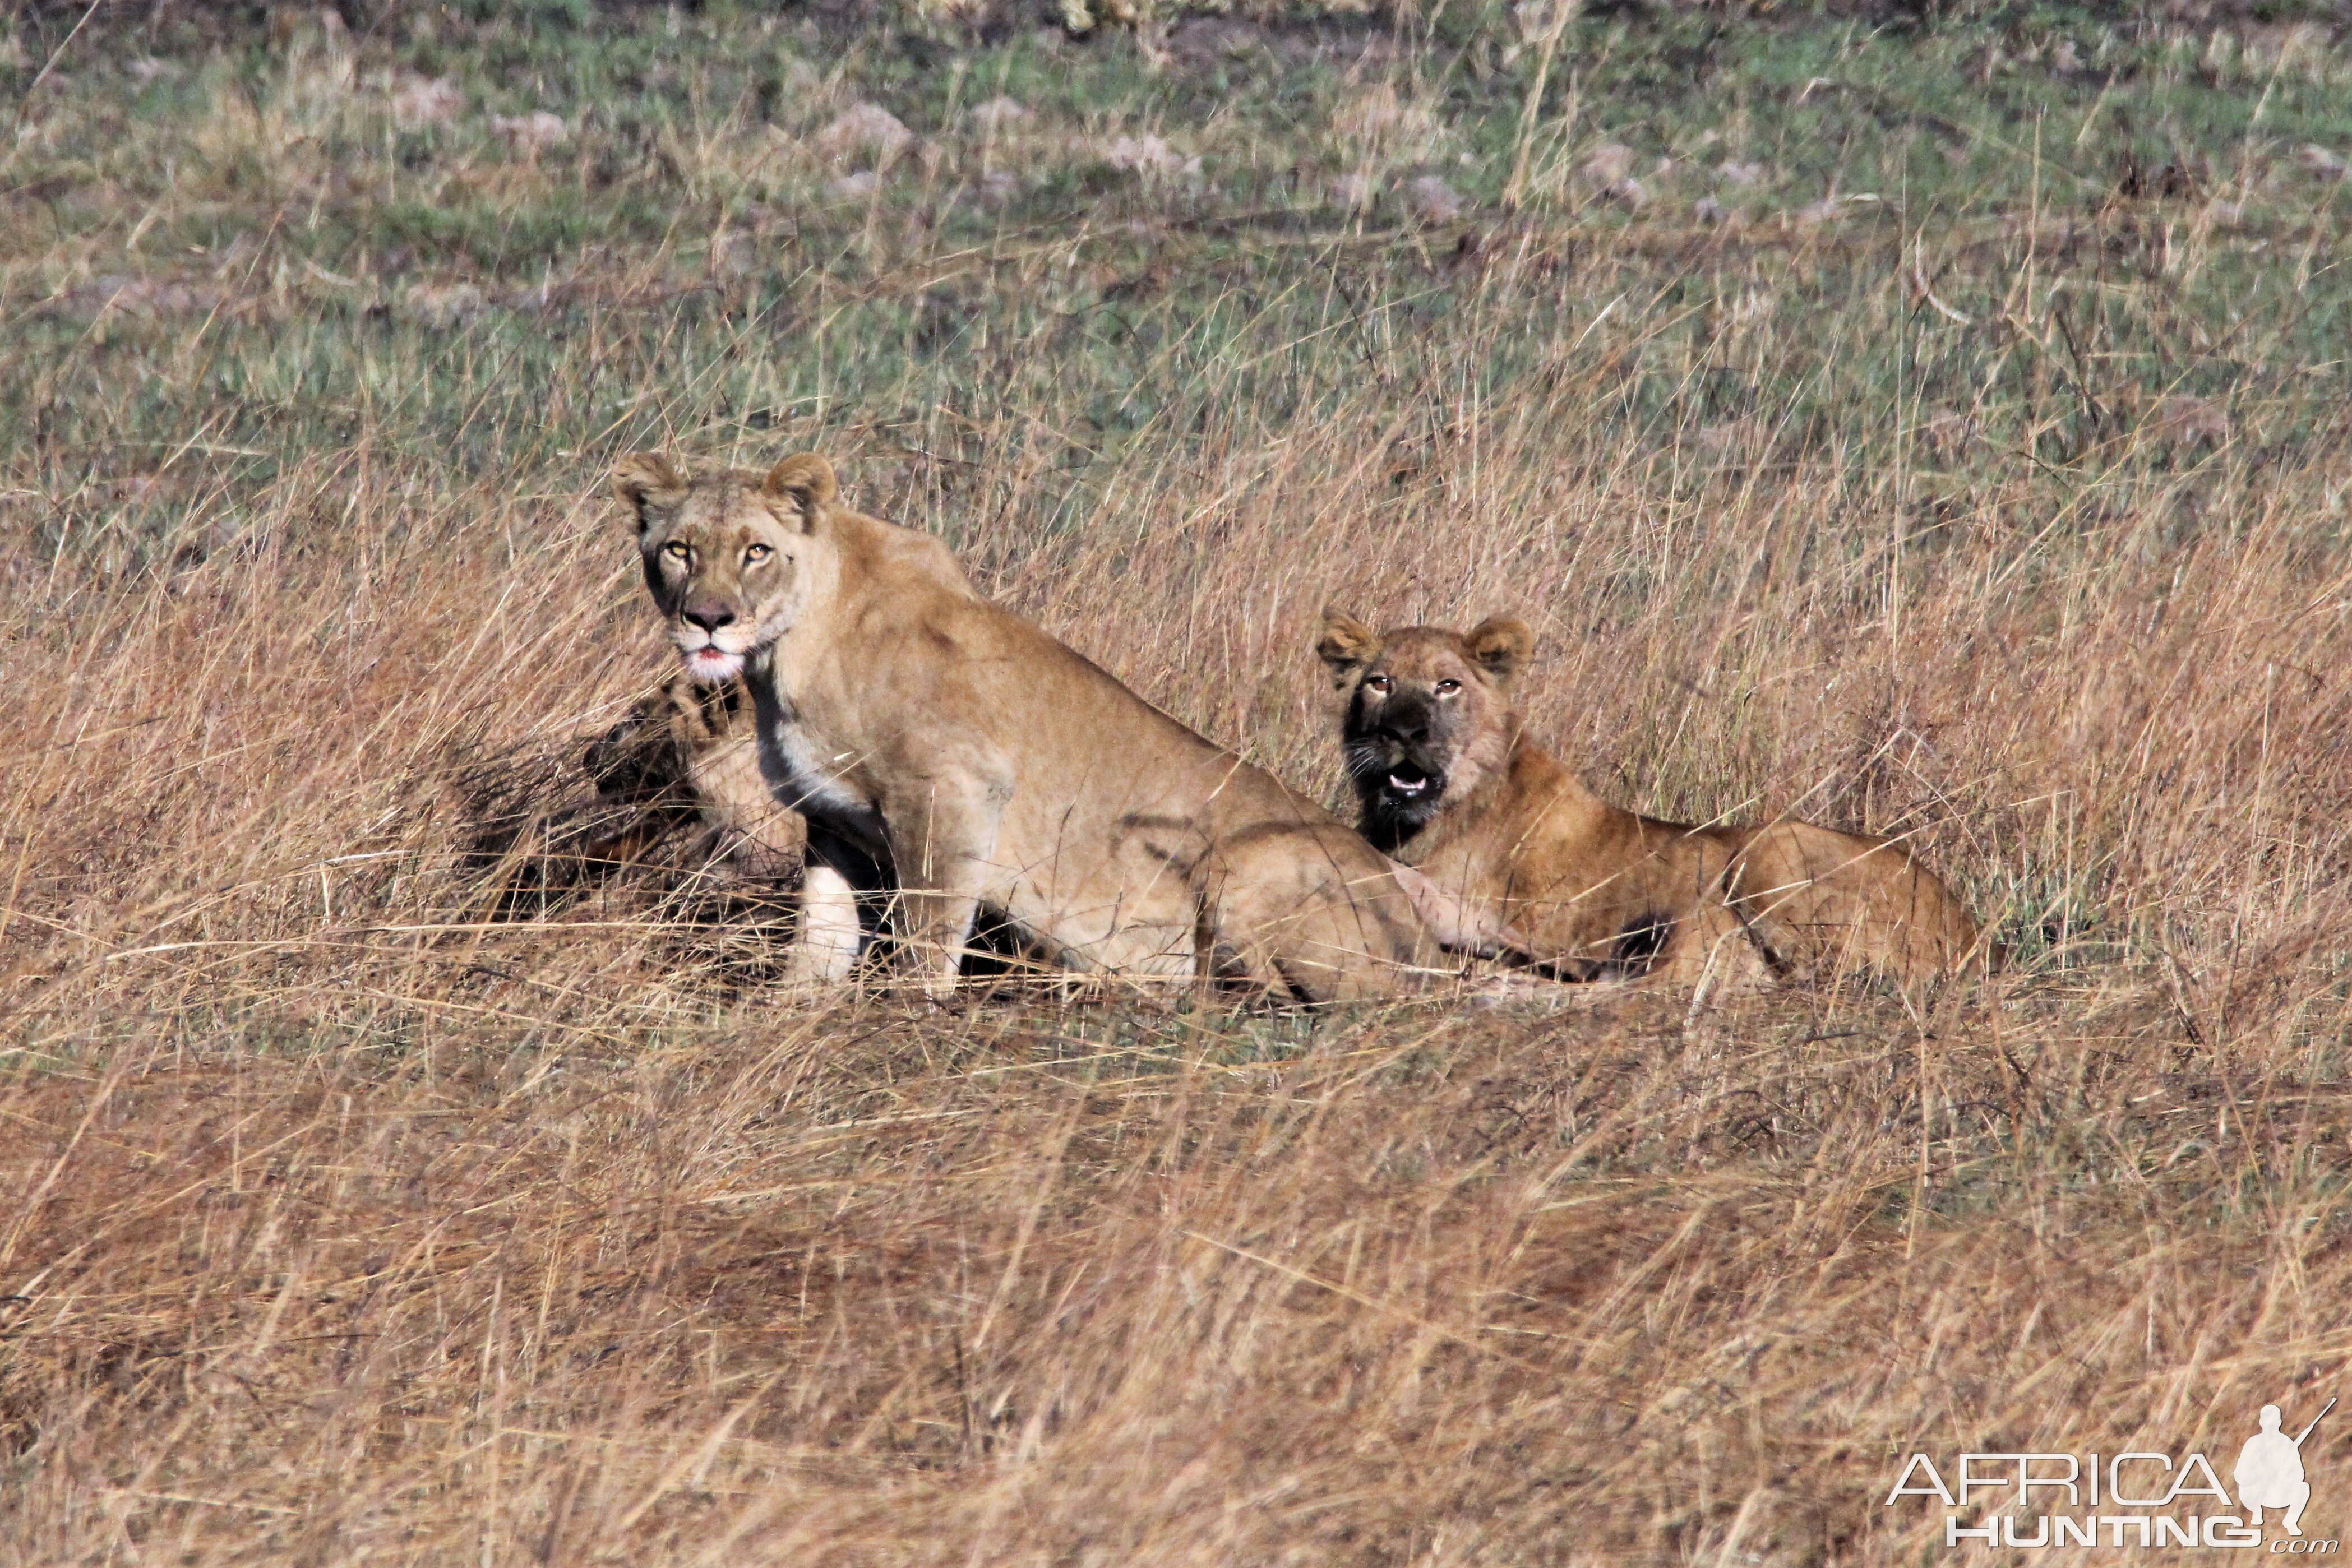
[1728, 822, 1983, 986]
[1599, 835, 1773, 992]
[1646, 896, 1775, 994]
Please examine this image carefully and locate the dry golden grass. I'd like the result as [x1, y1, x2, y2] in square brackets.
[7, 386, 2350, 1563]
[5, 5, 2352, 1563]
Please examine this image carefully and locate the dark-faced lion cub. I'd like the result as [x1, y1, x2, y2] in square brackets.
[1317, 610, 1990, 990]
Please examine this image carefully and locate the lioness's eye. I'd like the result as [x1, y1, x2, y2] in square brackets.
[663, 542, 690, 562]
[1435, 679, 1461, 696]
[1365, 676, 1392, 694]
[744, 544, 771, 564]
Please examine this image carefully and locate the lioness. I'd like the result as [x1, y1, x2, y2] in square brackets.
[1316, 610, 1989, 989]
[612, 451, 1505, 999]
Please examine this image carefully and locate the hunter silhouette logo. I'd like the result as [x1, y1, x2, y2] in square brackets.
[2239, 1400, 2332, 1539]
[1884, 1396, 2337, 1550]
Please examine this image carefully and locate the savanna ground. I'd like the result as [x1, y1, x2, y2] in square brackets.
[4, 1, 2352, 1561]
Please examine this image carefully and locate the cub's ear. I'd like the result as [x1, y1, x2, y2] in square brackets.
[762, 452, 837, 531]
[1315, 608, 1382, 686]
[1463, 616, 1534, 682]
[613, 454, 687, 533]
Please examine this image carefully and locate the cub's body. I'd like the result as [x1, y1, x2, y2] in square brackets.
[1318, 613, 1986, 989]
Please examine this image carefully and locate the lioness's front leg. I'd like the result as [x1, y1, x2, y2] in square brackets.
[785, 862, 863, 984]
[884, 773, 1011, 997]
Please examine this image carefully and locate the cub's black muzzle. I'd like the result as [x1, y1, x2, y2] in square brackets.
[1373, 692, 1437, 748]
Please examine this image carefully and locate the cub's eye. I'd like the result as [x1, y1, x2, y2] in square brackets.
[1435, 679, 1462, 696]
[744, 544, 772, 565]
[662, 542, 691, 562]
[1364, 675, 1393, 695]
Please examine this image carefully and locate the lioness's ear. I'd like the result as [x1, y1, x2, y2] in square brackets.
[762, 452, 837, 531]
[1316, 608, 1381, 687]
[1464, 616, 1534, 682]
[613, 453, 687, 534]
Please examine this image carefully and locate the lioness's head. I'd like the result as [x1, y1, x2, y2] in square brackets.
[613, 451, 839, 686]
[1316, 609, 1533, 839]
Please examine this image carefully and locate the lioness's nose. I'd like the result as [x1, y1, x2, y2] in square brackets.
[681, 601, 736, 632]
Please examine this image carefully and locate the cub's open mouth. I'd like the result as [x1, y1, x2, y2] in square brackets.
[682, 647, 745, 684]
[1385, 763, 1437, 799]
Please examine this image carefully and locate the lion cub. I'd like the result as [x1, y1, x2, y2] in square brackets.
[583, 674, 807, 887]
[1316, 610, 1989, 990]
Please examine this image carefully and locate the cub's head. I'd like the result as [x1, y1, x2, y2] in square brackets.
[612, 451, 839, 686]
[1315, 609, 1533, 840]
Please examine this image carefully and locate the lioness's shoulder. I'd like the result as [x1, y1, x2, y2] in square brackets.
[830, 505, 976, 598]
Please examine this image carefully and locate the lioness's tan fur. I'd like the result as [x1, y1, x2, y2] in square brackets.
[1318, 611, 1989, 990]
[613, 451, 1502, 998]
